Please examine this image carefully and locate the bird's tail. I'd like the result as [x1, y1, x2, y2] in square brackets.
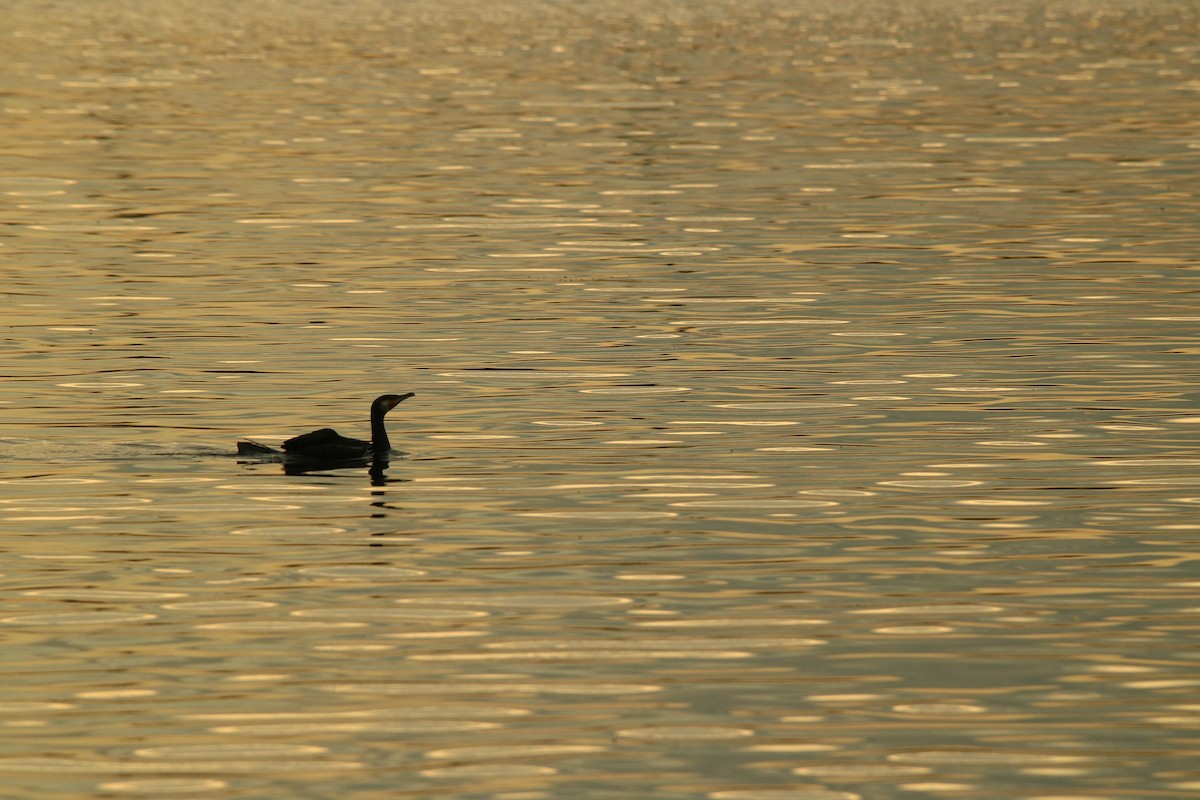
[236, 440, 279, 456]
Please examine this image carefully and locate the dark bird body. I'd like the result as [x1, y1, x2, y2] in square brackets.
[237, 393, 414, 465]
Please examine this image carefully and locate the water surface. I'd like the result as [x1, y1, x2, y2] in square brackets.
[2, 1, 1199, 798]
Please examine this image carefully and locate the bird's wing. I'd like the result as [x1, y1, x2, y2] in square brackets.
[281, 428, 343, 452]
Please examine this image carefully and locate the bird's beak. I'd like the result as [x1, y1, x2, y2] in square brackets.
[390, 393, 415, 409]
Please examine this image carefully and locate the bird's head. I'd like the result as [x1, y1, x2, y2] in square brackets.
[373, 393, 415, 415]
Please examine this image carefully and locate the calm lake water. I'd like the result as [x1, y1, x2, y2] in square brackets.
[2, 0, 1199, 797]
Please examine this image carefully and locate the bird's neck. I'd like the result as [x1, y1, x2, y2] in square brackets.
[370, 412, 391, 453]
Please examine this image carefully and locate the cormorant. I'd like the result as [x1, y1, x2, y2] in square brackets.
[237, 393, 414, 464]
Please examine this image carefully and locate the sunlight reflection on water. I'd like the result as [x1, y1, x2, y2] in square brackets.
[1, 0, 1198, 797]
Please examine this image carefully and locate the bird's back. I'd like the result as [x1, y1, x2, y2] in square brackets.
[281, 428, 372, 460]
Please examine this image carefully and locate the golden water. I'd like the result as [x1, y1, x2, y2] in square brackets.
[2, 1, 1199, 797]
